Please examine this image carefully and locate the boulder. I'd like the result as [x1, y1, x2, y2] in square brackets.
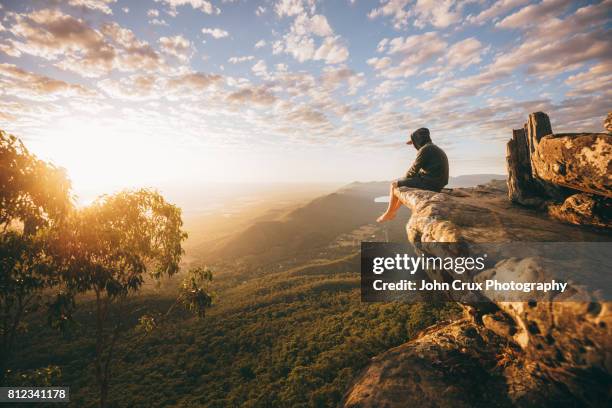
[506, 112, 611, 228]
[344, 318, 519, 408]
[344, 183, 611, 407]
[531, 133, 612, 199]
[548, 193, 611, 228]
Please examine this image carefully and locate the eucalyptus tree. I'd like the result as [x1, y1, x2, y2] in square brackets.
[0, 130, 73, 385]
[58, 189, 187, 408]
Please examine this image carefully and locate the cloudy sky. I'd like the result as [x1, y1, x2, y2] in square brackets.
[0, 0, 610, 199]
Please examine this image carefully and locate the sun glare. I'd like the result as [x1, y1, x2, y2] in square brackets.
[33, 117, 175, 203]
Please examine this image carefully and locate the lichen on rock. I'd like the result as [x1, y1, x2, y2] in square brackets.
[506, 112, 611, 228]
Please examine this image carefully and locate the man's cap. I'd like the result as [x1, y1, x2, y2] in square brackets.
[406, 127, 429, 145]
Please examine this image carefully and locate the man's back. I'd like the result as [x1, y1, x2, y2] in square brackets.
[417, 143, 449, 188]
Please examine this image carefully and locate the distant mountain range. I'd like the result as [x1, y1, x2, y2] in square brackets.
[192, 174, 506, 266]
[447, 174, 506, 188]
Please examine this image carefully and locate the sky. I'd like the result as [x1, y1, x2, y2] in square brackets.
[0, 0, 610, 201]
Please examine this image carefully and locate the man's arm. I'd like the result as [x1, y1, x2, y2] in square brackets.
[405, 148, 425, 178]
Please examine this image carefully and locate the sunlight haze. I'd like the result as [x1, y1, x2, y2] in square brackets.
[0, 0, 608, 200]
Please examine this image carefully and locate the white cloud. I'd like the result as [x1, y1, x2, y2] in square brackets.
[368, 0, 410, 29]
[0, 63, 95, 101]
[376, 38, 389, 53]
[201, 28, 229, 39]
[412, 0, 461, 28]
[4, 10, 168, 77]
[159, 35, 193, 62]
[422, 1, 611, 106]
[252, 59, 268, 76]
[228, 55, 255, 64]
[98, 74, 160, 100]
[373, 79, 402, 97]
[68, 0, 117, 15]
[165, 72, 223, 93]
[313, 36, 349, 64]
[496, 0, 572, 29]
[255, 40, 267, 48]
[150, 18, 169, 26]
[147, 8, 168, 25]
[8, 9, 115, 76]
[367, 57, 392, 71]
[368, 0, 464, 29]
[285, 104, 328, 125]
[227, 85, 276, 106]
[0, 42, 21, 57]
[278, 32, 315, 62]
[155, 0, 220, 15]
[292, 14, 333, 37]
[273, 4, 349, 65]
[446, 37, 483, 68]
[467, 0, 530, 25]
[374, 32, 447, 78]
[565, 61, 612, 97]
[275, 0, 316, 17]
[320, 67, 365, 95]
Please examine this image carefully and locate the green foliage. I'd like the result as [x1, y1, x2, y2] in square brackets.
[1, 131, 191, 407]
[47, 291, 77, 333]
[5, 365, 62, 387]
[12, 263, 459, 407]
[0, 129, 72, 231]
[136, 267, 214, 335]
[0, 129, 73, 385]
[178, 267, 213, 318]
[136, 314, 159, 334]
[55, 189, 188, 407]
[57, 189, 188, 297]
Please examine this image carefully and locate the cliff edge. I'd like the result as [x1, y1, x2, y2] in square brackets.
[344, 112, 611, 407]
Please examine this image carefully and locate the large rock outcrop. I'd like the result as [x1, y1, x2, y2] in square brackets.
[344, 113, 611, 407]
[344, 182, 611, 408]
[345, 318, 515, 408]
[531, 133, 611, 198]
[506, 112, 611, 228]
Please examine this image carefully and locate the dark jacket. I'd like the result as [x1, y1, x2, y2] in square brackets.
[405, 131, 449, 189]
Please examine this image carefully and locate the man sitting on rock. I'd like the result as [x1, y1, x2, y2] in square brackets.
[377, 127, 449, 222]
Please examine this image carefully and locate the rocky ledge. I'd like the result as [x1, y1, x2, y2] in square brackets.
[344, 112, 612, 407]
[344, 182, 611, 407]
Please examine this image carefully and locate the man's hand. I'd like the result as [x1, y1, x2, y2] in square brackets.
[391, 180, 399, 188]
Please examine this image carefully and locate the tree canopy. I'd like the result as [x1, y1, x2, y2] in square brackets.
[1, 130, 205, 408]
[0, 129, 73, 385]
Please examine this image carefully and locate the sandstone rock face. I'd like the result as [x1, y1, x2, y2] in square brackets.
[343, 183, 611, 407]
[506, 112, 611, 228]
[531, 133, 611, 199]
[397, 180, 607, 244]
[548, 193, 611, 228]
[344, 318, 517, 408]
[506, 128, 543, 206]
[526, 111, 553, 160]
